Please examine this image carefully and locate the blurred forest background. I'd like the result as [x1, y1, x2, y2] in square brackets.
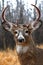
[0, 0, 43, 50]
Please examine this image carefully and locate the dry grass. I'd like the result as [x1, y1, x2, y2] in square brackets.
[36, 44, 43, 49]
[0, 48, 20, 65]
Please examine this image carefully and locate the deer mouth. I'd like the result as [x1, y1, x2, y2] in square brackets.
[16, 41, 29, 46]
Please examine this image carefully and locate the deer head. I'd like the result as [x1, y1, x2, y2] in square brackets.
[2, 4, 42, 54]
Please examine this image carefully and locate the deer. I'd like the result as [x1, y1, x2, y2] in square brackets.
[1, 4, 42, 65]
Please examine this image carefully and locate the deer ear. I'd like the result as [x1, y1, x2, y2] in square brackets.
[2, 21, 13, 32]
[31, 20, 42, 31]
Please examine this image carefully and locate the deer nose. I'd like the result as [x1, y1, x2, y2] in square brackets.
[18, 38, 24, 42]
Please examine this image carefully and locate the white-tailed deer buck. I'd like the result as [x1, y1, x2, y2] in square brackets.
[2, 4, 42, 65]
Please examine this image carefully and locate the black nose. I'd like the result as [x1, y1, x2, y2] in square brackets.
[18, 38, 24, 42]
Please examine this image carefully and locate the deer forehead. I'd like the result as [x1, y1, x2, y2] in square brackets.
[12, 25, 29, 31]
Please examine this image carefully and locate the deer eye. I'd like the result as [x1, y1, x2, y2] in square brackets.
[14, 30, 18, 34]
[15, 31, 17, 34]
[25, 30, 29, 36]
[25, 30, 28, 33]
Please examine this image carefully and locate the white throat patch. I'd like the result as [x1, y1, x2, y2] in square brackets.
[16, 45, 29, 54]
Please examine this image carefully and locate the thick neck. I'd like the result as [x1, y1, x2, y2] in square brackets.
[15, 44, 36, 65]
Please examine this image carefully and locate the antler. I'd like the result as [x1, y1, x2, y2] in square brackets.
[2, 6, 18, 25]
[31, 4, 41, 21]
[2, 6, 9, 23]
[2, 6, 14, 31]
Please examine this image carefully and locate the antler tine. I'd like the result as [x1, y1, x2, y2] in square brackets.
[31, 4, 41, 21]
[2, 6, 9, 23]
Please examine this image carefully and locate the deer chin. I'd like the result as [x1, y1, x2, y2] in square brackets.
[16, 42, 25, 45]
[16, 45, 29, 54]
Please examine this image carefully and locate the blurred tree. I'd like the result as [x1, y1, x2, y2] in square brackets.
[0, 0, 6, 49]
[2, 0, 4, 9]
